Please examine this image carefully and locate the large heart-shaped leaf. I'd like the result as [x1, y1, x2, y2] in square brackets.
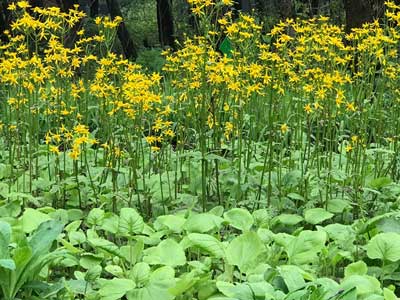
[127, 266, 175, 300]
[21, 208, 51, 233]
[144, 239, 186, 267]
[367, 232, 400, 262]
[155, 215, 186, 233]
[304, 208, 333, 225]
[340, 275, 381, 297]
[286, 230, 326, 265]
[187, 233, 225, 258]
[183, 213, 224, 233]
[224, 208, 254, 231]
[0, 259, 15, 270]
[119, 208, 144, 235]
[98, 278, 136, 300]
[226, 231, 265, 273]
[0, 221, 11, 258]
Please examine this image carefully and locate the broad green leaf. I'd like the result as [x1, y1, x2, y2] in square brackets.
[209, 206, 224, 217]
[85, 265, 102, 282]
[143, 239, 186, 267]
[224, 208, 254, 231]
[154, 215, 186, 233]
[273, 214, 303, 226]
[247, 282, 275, 298]
[29, 220, 64, 257]
[13, 220, 63, 298]
[127, 266, 175, 300]
[282, 170, 302, 187]
[98, 278, 136, 300]
[377, 217, 400, 234]
[0, 258, 15, 270]
[69, 231, 86, 245]
[79, 253, 103, 269]
[368, 177, 392, 189]
[101, 214, 120, 234]
[219, 36, 233, 57]
[120, 239, 144, 264]
[304, 208, 334, 225]
[327, 198, 351, 213]
[278, 265, 306, 292]
[184, 213, 224, 233]
[216, 281, 253, 299]
[253, 209, 270, 228]
[337, 287, 357, 300]
[21, 208, 51, 233]
[287, 193, 305, 202]
[287, 230, 326, 265]
[383, 288, 397, 300]
[340, 275, 381, 297]
[187, 233, 225, 258]
[130, 262, 150, 285]
[344, 261, 368, 277]
[358, 212, 400, 234]
[168, 276, 198, 297]
[88, 238, 120, 257]
[65, 279, 92, 295]
[13, 246, 32, 270]
[367, 232, 400, 262]
[119, 208, 144, 235]
[226, 231, 265, 273]
[0, 221, 11, 258]
[87, 208, 105, 226]
[321, 223, 355, 244]
[105, 265, 124, 277]
[65, 220, 82, 234]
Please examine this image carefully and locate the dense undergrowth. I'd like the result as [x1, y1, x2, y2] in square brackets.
[1, 0, 400, 299]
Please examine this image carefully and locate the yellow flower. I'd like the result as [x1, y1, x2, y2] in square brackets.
[8, 3, 16, 10]
[49, 145, 60, 155]
[345, 144, 353, 153]
[69, 149, 80, 160]
[346, 102, 356, 112]
[17, 1, 30, 9]
[304, 103, 312, 114]
[207, 114, 214, 128]
[223, 102, 230, 112]
[280, 123, 289, 134]
[224, 121, 234, 139]
[222, 0, 234, 5]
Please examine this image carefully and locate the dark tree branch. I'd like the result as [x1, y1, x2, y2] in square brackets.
[157, 0, 174, 48]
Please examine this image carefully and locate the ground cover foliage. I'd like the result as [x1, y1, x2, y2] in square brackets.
[1, 0, 400, 299]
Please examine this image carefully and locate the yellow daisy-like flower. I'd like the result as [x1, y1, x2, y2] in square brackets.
[49, 145, 60, 155]
[280, 123, 289, 134]
[222, 0, 234, 5]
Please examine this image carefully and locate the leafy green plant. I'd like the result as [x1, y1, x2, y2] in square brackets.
[0, 220, 64, 300]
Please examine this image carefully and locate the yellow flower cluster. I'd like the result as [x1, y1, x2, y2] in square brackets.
[45, 124, 97, 159]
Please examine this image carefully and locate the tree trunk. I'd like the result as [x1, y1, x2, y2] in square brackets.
[279, 0, 294, 19]
[157, 0, 174, 48]
[90, 0, 98, 17]
[29, 0, 44, 7]
[106, 0, 137, 59]
[238, 0, 252, 12]
[0, 0, 10, 42]
[310, 0, 319, 16]
[61, 0, 79, 12]
[343, 0, 373, 32]
[0, 8, 6, 42]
